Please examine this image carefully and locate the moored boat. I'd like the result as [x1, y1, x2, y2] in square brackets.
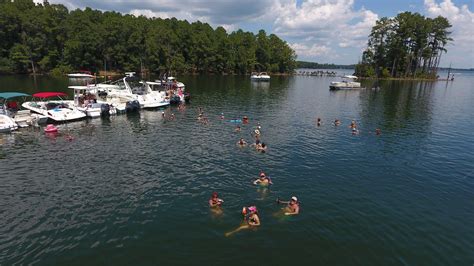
[0, 92, 48, 127]
[68, 86, 116, 118]
[22, 92, 87, 122]
[0, 114, 17, 133]
[149, 76, 190, 104]
[95, 73, 169, 109]
[250, 72, 271, 81]
[67, 71, 94, 79]
[329, 75, 362, 90]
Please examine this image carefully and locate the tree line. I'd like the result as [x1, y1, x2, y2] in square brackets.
[355, 12, 452, 79]
[0, 0, 297, 75]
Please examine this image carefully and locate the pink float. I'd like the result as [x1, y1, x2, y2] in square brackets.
[44, 124, 58, 133]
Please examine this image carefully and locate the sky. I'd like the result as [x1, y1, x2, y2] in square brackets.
[35, 0, 474, 68]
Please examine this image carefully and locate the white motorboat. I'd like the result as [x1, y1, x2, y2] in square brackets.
[149, 76, 190, 104]
[22, 92, 87, 122]
[0, 114, 17, 133]
[67, 71, 95, 78]
[96, 73, 169, 109]
[250, 72, 271, 81]
[329, 75, 362, 90]
[0, 92, 48, 127]
[68, 86, 117, 118]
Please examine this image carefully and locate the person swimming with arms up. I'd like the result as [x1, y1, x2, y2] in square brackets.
[277, 196, 300, 216]
[237, 138, 247, 147]
[225, 206, 260, 237]
[209, 192, 224, 208]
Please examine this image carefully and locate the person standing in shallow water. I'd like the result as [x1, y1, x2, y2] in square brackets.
[277, 196, 300, 216]
[209, 192, 224, 208]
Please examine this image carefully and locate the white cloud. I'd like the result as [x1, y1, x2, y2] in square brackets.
[290, 43, 332, 57]
[129, 9, 171, 19]
[271, 0, 378, 63]
[424, 0, 474, 68]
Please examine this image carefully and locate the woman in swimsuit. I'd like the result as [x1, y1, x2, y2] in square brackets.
[225, 206, 260, 236]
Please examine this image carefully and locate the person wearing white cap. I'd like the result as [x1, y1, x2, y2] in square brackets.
[277, 196, 300, 216]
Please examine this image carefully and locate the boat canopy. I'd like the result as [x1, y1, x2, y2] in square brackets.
[343, 75, 358, 79]
[32, 92, 67, 98]
[0, 92, 30, 99]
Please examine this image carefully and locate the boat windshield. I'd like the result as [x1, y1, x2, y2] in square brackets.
[126, 77, 148, 95]
[46, 102, 69, 110]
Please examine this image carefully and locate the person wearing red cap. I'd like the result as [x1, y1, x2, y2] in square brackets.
[277, 196, 300, 216]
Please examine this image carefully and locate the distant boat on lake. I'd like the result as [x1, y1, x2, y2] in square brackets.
[67, 71, 94, 78]
[329, 75, 361, 90]
[251, 72, 270, 81]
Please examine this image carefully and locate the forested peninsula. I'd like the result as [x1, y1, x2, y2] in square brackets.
[0, 0, 297, 76]
[355, 12, 452, 79]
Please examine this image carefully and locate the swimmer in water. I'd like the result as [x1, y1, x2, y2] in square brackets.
[257, 143, 267, 153]
[237, 138, 247, 147]
[209, 192, 224, 208]
[235, 125, 241, 132]
[254, 128, 261, 136]
[349, 120, 357, 129]
[317, 117, 321, 126]
[375, 128, 381, 135]
[225, 206, 260, 237]
[277, 196, 300, 216]
[242, 116, 249, 124]
[253, 172, 273, 186]
[220, 113, 225, 119]
[334, 119, 341, 126]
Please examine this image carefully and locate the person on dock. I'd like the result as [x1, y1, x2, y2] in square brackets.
[253, 171, 273, 186]
[237, 138, 247, 147]
[277, 196, 300, 216]
[225, 206, 260, 237]
[209, 192, 224, 208]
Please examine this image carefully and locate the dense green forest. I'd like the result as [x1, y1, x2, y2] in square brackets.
[0, 0, 297, 75]
[297, 61, 355, 69]
[355, 12, 452, 79]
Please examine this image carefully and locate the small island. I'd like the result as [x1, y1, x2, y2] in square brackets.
[354, 12, 452, 80]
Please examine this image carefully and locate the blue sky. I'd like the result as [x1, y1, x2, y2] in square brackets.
[36, 0, 473, 68]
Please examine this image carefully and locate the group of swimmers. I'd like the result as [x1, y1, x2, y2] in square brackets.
[209, 170, 300, 237]
[236, 123, 267, 153]
[317, 117, 382, 135]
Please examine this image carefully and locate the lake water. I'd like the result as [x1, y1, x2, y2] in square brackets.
[0, 72, 473, 265]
